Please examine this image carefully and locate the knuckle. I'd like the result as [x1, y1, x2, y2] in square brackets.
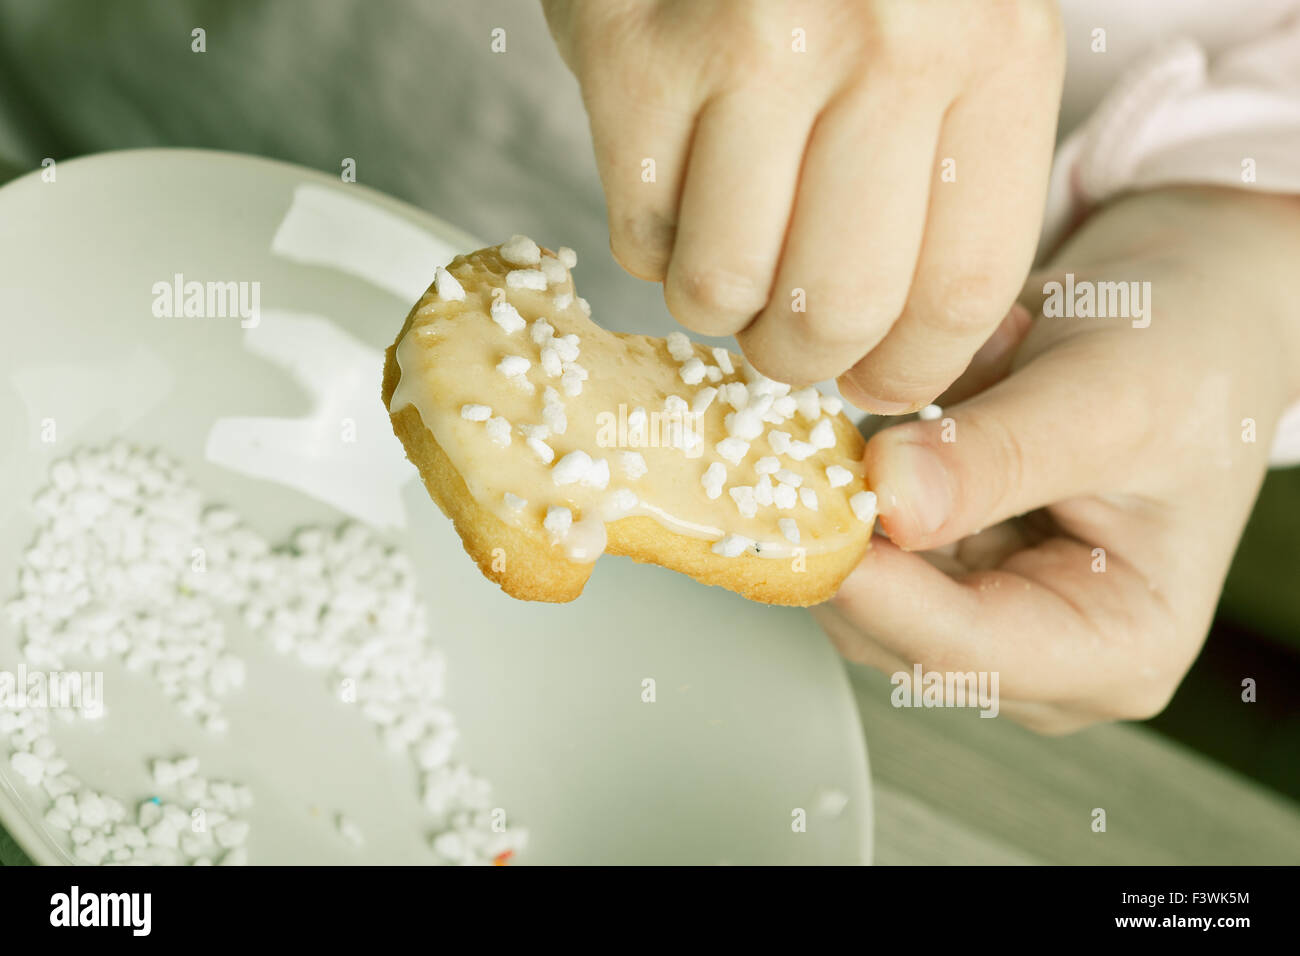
[801, 286, 904, 348]
[714, 28, 787, 87]
[1010, 0, 1065, 46]
[918, 273, 1010, 337]
[668, 262, 768, 319]
[960, 0, 1063, 50]
[962, 409, 1030, 515]
[861, 6, 932, 70]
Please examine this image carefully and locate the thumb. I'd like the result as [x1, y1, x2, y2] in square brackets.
[864, 340, 1140, 551]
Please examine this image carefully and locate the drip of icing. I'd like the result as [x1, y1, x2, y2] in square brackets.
[563, 516, 608, 562]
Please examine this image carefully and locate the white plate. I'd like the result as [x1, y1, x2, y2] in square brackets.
[0, 149, 870, 865]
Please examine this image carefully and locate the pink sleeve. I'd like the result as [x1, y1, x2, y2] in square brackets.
[1040, 16, 1300, 466]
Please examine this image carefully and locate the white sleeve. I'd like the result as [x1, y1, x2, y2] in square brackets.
[1039, 17, 1300, 466]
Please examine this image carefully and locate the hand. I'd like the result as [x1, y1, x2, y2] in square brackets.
[815, 187, 1300, 732]
[542, 0, 1064, 409]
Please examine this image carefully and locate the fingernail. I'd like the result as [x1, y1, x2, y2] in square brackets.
[856, 396, 914, 416]
[880, 442, 953, 538]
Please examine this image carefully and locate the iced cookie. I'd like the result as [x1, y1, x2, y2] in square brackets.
[382, 236, 875, 605]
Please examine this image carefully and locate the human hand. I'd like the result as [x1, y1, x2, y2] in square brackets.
[815, 186, 1300, 732]
[541, 0, 1064, 409]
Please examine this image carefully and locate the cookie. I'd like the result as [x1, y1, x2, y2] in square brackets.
[382, 236, 875, 606]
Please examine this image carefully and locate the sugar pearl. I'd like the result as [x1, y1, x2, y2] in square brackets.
[490, 300, 526, 334]
[729, 486, 758, 519]
[666, 332, 694, 363]
[850, 491, 878, 524]
[530, 319, 554, 345]
[500, 234, 541, 266]
[680, 358, 706, 385]
[722, 383, 749, 410]
[584, 458, 611, 491]
[485, 416, 512, 446]
[497, 355, 530, 378]
[507, 269, 548, 291]
[785, 440, 816, 461]
[702, 463, 727, 499]
[692, 387, 718, 415]
[552, 450, 593, 485]
[809, 418, 836, 450]
[540, 256, 567, 285]
[434, 267, 466, 302]
[726, 410, 765, 443]
[620, 451, 648, 480]
[826, 465, 854, 488]
[716, 437, 750, 466]
[527, 436, 555, 464]
[540, 346, 563, 377]
[794, 387, 822, 420]
[711, 534, 753, 558]
[544, 506, 573, 539]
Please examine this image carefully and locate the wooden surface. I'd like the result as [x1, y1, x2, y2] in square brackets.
[851, 664, 1300, 865]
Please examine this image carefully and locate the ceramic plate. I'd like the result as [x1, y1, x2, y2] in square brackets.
[0, 149, 870, 864]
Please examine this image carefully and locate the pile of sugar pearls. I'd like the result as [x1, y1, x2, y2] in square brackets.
[1, 444, 260, 863]
[6, 444, 256, 732]
[58, 757, 250, 866]
[4, 443, 525, 866]
[241, 524, 527, 865]
[3, 702, 251, 864]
